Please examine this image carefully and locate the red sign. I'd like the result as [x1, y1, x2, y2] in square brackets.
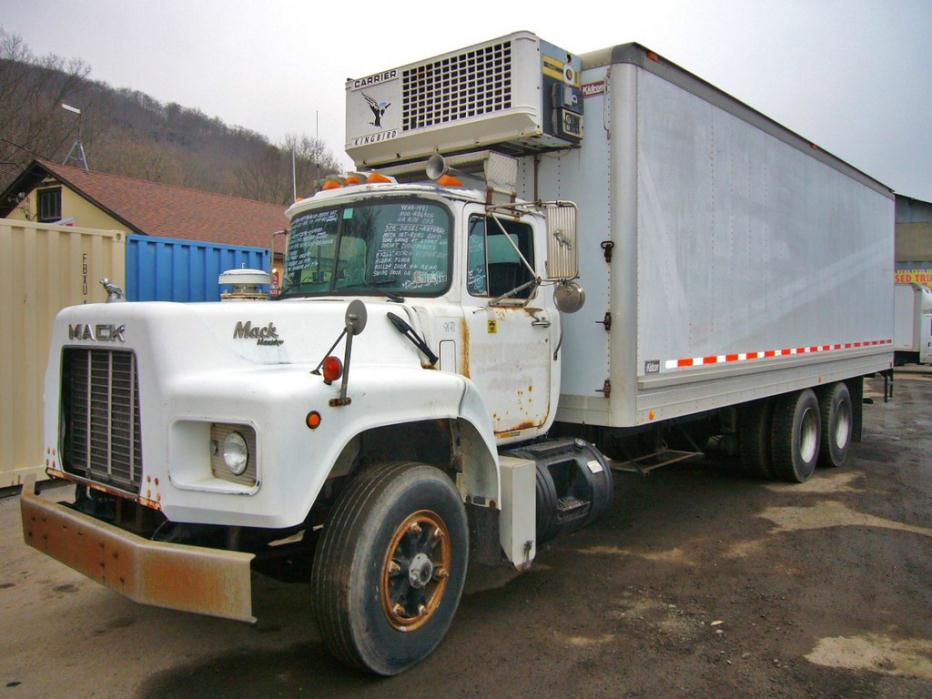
[582, 81, 605, 98]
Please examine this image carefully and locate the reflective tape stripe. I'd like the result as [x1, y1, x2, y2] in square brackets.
[662, 339, 892, 370]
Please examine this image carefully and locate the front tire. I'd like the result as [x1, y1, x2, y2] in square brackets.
[310, 462, 468, 675]
[771, 389, 821, 483]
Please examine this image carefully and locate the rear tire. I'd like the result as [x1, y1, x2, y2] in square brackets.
[738, 400, 775, 479]
[771, 389, 821, 483]
[310, 462, 468, 675]
[819, 382, 852, 467]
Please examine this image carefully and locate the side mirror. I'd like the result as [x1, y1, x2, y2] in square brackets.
[542, 201, 578, 281]
[345, 299, 367, 335]
[554, 280, 586, 314]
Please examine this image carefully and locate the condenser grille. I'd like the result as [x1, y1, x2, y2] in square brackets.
[402, 41, 512, 131]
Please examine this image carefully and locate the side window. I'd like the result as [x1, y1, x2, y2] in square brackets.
[466, 215, 534, 298]
[467, 217, 488, 295]
[37, 187, 62, 223]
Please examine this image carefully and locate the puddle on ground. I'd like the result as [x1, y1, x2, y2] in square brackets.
[575, 545, 691, 564]
[759, 501, 932, 538]
[764, 471, 865, 495]
[806, 634, 932, 680]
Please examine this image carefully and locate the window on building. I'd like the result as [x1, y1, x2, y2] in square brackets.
[37, 188, 62, 223]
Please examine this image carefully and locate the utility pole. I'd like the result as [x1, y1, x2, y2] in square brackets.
[61, 103, 89, 170]
[291, 145, 297, 203]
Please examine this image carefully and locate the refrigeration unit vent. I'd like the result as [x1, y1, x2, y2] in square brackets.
[402, 41, 513, 131]
[345, 31, 583, 168]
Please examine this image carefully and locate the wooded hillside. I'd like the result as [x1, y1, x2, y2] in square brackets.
[0, 28, 338, 204]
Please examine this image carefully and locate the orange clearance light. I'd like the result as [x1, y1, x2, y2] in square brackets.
[646, 50, 659, 63]
[322, 355, 343, 384]
[345, 174, 363, 185]
[322, 179, 342, 190]
[306, 411, 322, 429]
[437, 174, 464, 187]
[367, 171, 392, 183]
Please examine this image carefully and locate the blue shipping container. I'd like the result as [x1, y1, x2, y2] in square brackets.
[126, 234, 271, 302]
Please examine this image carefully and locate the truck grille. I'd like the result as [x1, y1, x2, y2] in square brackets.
[402, 40, 512, 131]
[61, 348, 142, 493]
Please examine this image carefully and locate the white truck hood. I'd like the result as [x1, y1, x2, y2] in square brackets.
[54, 298, 426, 374]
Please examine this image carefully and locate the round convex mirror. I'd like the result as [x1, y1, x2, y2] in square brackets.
[345, 299, 368, 335]
[554, 281, 586, 314]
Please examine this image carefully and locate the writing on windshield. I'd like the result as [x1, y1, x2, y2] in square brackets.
[282, 199, 451, 298]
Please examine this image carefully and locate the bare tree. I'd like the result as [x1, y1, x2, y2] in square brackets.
[0, 27, 94, 188]
[234, 133, 339, 204]
[0, 27, 342, 206]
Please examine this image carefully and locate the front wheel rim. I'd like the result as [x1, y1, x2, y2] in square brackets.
[381, 510, 452, 632]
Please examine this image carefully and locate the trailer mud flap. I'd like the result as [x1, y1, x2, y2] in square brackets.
[21, 490, 255, 623]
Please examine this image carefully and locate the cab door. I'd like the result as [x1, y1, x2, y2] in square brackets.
[462, 206, 556, 440]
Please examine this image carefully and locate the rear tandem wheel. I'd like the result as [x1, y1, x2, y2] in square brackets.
[770, 389, 821, 483]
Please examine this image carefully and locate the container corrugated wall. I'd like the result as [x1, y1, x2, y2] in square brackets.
[126, 234, 271, 302]
[0, 219, 126, 488]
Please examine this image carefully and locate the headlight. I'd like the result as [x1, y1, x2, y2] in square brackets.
[222, 431, 249, 476]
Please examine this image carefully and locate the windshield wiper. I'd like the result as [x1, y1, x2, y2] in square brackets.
[386, 312, 438, 365]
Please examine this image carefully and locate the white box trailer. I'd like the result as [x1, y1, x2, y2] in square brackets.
[894, 282, 932, 365]
[353, 32, 895, 430]
[526, 44, 895, 429]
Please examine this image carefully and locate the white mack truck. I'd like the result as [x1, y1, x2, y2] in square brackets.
[23, 31, 894, 675]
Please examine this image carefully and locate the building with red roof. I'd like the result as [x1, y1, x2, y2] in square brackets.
[0, 159, 289, 273]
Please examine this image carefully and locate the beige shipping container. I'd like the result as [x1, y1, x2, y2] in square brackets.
[0, 218, 126, 488]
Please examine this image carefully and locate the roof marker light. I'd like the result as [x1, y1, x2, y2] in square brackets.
[437, 174, 464, 187]
[345, 173, 367, 185]
[367, 171, 394, 183]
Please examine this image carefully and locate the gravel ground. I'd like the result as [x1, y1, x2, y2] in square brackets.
[1, 370, 929, 698]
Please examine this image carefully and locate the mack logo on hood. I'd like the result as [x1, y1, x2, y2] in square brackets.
[69, 324, 126, 343]
[234, 321, 284, 346]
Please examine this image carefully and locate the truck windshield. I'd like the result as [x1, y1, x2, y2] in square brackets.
[280, 199, 452, 298]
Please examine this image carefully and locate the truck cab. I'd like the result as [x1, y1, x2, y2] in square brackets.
[281, 180, 561, 440]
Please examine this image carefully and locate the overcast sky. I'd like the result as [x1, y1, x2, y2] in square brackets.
[3, 0, 930, 200]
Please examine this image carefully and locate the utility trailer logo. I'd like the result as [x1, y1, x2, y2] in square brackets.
[68, 324, 125, 343]
[582, 81, 605, 98]
[233, 321, 284, 346]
